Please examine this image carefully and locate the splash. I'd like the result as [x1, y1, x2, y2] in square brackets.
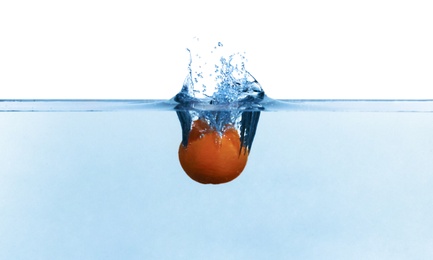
[174, 40, 264, 150]
[174, 39, 265, 105]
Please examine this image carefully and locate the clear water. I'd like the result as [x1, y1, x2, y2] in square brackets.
[1, 104, 433, 259]
[2, 42, 433, 258]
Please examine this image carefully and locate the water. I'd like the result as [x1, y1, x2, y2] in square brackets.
[1, 105, 433, 259]
[2, 42, 433, 258]
[177, 40, 264, 103]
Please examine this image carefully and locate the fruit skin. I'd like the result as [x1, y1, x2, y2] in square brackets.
[178, 120, 248, 184]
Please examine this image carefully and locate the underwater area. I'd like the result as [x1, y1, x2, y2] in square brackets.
[1, 100, 433, 259]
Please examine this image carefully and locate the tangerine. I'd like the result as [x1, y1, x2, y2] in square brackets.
[178, 119, 248, 184]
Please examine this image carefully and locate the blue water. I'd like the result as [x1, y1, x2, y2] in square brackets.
[1, 105, 433, 259]
[2, 41, 433, 259]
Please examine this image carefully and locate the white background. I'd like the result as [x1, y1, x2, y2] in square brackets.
[1, 0, 432, 99]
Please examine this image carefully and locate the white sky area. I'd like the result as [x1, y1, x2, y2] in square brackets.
[1, 0, 432, 99]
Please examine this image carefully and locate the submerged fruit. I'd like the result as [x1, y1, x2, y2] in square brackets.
[178, 119, 248, 184]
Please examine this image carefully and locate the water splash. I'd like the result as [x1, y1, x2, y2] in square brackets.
[174, 39, 265, 105]
[174, 39, 264, 153]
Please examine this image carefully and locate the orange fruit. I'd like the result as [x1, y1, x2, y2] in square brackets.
[178, 119, 248, 184]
